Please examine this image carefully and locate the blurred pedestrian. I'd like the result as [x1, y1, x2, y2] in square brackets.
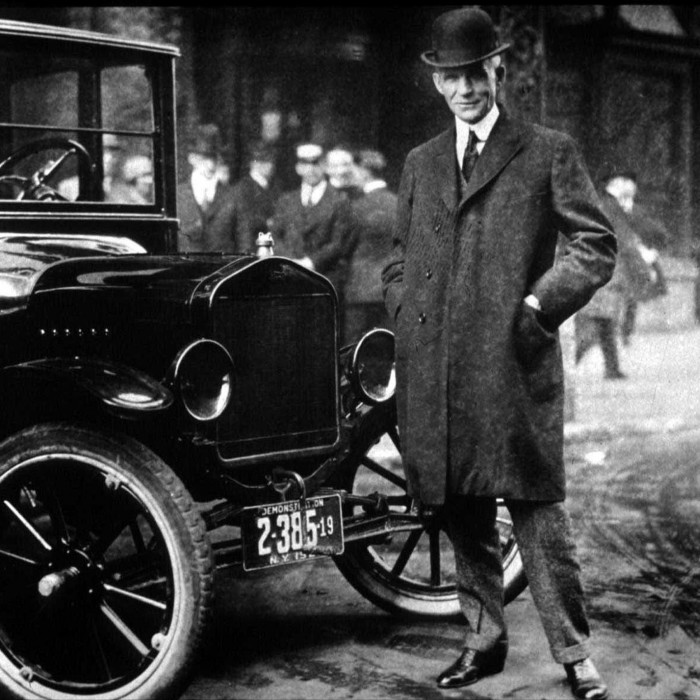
[177, 123, 237, 253]
[575, 179, 650, 379]
[111, 154, 153, 204]
[271, 143, 353, 324]
[343, 148, 395, 343]
[382, 8, 615, 699]
[230, 141, 278, 253]
[326, 144, 363, 200]
[606, 172, 668, 345]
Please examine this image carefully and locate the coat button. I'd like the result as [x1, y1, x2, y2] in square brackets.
[426, 268, 432, 279]
[418, 313, 426, 324]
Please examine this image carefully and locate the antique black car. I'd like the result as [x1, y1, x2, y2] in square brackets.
[0, 19, 524, 700]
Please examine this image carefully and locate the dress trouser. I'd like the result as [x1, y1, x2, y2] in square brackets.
[575, 316, 621, 377]
[444, 495, 591, 664]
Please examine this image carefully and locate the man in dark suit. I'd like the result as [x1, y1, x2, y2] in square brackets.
[271, 143, 354, 321]
[381, 9, 616, 699]
[177, 123, 237, 253]
[230, 141, 278, 254]
[343, 148, 395, 343]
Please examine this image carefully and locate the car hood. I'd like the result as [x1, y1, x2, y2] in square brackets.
[0, 234, 249, 310]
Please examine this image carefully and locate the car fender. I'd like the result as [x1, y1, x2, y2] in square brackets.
[1, 357, 173, 420]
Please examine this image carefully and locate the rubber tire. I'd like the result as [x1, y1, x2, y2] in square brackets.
[0, 423, 214, 700]
[334, 403, 527, 618]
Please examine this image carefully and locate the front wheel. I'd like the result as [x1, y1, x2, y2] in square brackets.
[0, 423, 213, 700]
[334, 403, 527, 618]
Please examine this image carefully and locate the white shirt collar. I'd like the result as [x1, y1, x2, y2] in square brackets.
[250, 170, 269, 190]
[301, 179, 327, 207]
[363, 179, 386, 194]
[456, 103, 500, 164]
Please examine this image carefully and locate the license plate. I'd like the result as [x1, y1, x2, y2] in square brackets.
[241, 494, 344, 571]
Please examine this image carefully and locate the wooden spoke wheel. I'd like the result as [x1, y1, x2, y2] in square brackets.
[334, 403, 526, 618]
[0, 424, 213, 700]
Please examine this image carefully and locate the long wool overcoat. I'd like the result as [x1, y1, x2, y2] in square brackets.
[382, 112, 617, 504]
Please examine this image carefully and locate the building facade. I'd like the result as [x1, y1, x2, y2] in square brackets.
[2, 5, 697, 255]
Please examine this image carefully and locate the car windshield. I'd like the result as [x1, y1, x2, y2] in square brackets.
[0, 40, 156, 206]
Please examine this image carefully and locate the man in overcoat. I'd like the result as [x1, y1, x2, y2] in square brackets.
[272, 143, 355, 321]
[381, 8, 616, 699]
[177, 123, 237, 253]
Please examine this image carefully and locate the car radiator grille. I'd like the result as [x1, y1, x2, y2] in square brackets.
[212, 294, 339, 461]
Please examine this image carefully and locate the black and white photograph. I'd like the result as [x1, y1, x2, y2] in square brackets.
[0, 6, 698, 699]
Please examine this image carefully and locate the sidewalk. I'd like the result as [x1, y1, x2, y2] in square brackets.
[565, 325, 700, 442]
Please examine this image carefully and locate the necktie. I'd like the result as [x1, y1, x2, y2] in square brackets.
[461, 130, 479, 182]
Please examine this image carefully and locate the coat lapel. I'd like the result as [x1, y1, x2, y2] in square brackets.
[460, 112, 524, 207]
[431, 127, 460, 212]
[204, 184, 225, 221]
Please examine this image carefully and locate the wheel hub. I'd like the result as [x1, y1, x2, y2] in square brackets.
[37, 547, 100, 599]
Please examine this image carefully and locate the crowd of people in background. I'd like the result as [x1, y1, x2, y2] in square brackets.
[176, 123, 394, 344]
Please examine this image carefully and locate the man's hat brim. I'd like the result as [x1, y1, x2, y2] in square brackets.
[421, 42, 510, 69]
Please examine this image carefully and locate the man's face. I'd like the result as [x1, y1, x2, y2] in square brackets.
[433, 60, 501, 124]
[606, 176, 637, 213]
[295, 160, 325, 187]
[188, 152, 219, 179]
[325, 149, 356, 189]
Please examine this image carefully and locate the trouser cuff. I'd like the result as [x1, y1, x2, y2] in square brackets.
[463, 632, 508, 653]
[552, 640, 591, 664]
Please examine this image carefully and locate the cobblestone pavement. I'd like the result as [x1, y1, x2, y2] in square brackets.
[183, 326, 700, 699]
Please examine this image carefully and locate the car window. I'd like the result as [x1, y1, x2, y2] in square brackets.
[0, 47, 156, 206]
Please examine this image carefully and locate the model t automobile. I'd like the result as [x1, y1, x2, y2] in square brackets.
[0, 19, 524, 700]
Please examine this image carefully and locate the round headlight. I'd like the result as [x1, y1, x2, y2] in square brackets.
[350, 328, 396, 405]
[171, 339, 233, 421]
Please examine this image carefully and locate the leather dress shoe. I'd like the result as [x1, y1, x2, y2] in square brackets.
[436, 644, 507, 689]
[564, 658, 609, 700]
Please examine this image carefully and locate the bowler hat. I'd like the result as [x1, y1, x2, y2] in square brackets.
[190, 123, 223, 158]
[421, 8, 509, 68]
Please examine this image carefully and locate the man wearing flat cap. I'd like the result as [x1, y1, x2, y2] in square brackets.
[177, 123, 237, 253]
[271, 143, 354, 323]
[381, 8, 615, 699]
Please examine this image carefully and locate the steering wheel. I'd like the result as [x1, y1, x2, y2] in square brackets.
[0, 138, 96, 201]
